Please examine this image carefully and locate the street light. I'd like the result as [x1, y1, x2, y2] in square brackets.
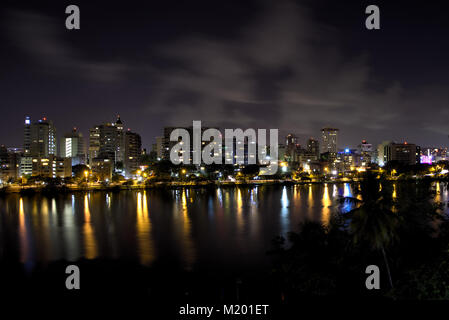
[84, 170, 89, 183]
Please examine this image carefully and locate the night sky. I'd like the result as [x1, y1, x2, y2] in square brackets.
[1, 0, 449, 151]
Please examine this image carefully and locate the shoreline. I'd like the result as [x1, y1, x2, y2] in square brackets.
[0, 176, 445, 194]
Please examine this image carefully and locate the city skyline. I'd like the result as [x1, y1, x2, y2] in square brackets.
[2, 0, 449, 150]
[2, 115, 449, 153]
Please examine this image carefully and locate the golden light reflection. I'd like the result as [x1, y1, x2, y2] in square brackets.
[136, 192, 155, 266]
[392, 184, 397, 199]
[293, 185, 300, 203]
[18, 198, 29, 263]
[435, 183, 441, 202]
[217, 188, 223, 206]
[39, 198, 51, 261]
[83, 194, 97, 259]
[308, 184, 313, 219]
[236, 188, 244, 233]
[178, 189, 195, 269]
[249, 188, 259, 237]
[321, 184, 332, 227]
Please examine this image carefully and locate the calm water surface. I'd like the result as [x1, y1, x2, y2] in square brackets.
[1, 183, 447, 272]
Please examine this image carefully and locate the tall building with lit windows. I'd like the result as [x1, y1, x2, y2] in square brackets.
[24, 116, 57, 157]
[321, 127, 339, 154]
[89, 116, 125, 166]
[23, 116, 31, 155]
[88, 126, 100, 165]
[161, 125, 211, 163]
[307, 138, 319, 158]
[124, 130, 142, 176]
[61, 128, 86, 166]
[383, 142, 420, 165]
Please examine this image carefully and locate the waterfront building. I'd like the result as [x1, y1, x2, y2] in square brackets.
[31, 155, 71, 178]
[124, 130, 142, 176]
[359, 139, 373, 166]
[382, 142, 420, 165]
[91, 158, 113, 180]
[321, 127, 339, 154]
[24, 117, 57, 157]
[89, 116, 127, 167]
[61, 128, 86, 166]
[88, 126, 100, 165]
[307, 138, 320, 158]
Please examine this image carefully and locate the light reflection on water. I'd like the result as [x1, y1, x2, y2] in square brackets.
[2, 183, 447, 272]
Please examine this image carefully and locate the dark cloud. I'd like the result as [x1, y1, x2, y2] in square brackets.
[7, 10, 127, 82]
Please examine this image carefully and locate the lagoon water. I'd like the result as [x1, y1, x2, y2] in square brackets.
[1, 183, 447, 273]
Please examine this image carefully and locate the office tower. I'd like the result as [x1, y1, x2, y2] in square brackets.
[25, 117, 57, 157]
[337, 148, 361, 171]
[23, 116, 31, 155]
[307, 138, 319, 157]
[155, 136, 164, 160]
[88, 126, 100, 165]
[383, 142, 420, 165]
[162, 126, 177, 160]
[285, 134, 298, 147]
[124, 130, 142, 176]
[359, 139, 373, 166]
[376, 141, 391, 166]
[162, 125, 211, 163]
[321, 127, 339, 154]
[90, 116, 125, 166]
[115, 115, 125, 163]
[285, 134, 299, 163]
[61, 128, 86, 166]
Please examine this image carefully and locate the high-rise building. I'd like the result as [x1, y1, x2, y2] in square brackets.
[321, 127, 339, 154]
[25, 117, 57, 157]
[376, 141, 391, 166]
[61, 128, 86, 166]
[359, 139, 373, 166]
[307, 138, 319, 157]
[285, 134, 299, 163]
[285, 134, 298, 147]
[89, 116, 125, 166]
[124, 130, 142, 176]
[115, 116, 125, 163]
[383, 142, 420, 165]
[162, 125, 211, 163]
[155, 136, 164, 160]
[88, 126, 100, 165]
[23, 116, 31, 155]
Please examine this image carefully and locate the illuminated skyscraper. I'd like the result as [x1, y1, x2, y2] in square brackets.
[23, 116, 31, 155]
[89, 116, 125, 165]
[88, 126, 100, 165]
[307, 138, 319, 157]
[61, 128, 86, 166]
[321, 127, 339, 154]
[26, 117, 57, 157]
[124, 130, 142, 176]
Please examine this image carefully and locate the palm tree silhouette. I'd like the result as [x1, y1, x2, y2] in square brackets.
[340, 172, 400, 289]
